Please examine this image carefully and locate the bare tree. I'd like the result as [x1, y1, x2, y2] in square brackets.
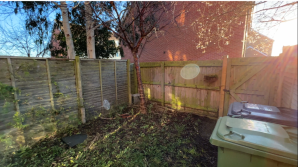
[0, 18, 40, 57]
[89, 1, 190, 113]
[0, 1, 78, 59]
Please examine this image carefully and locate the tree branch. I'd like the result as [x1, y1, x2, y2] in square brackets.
[254, 2, 297, 14]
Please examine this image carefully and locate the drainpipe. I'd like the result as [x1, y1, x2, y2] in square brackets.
[241, 7, 252, 57]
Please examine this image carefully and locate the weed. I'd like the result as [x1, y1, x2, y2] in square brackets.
[175, 124, 185, 136]
[1, 104, 217, 167]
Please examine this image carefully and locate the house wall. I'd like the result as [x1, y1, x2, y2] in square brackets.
[245, 47, 269, 57]
[122, 2, 247, 62]
[244, 30, 274, 57]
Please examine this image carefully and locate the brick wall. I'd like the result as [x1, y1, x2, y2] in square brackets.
[122, 2, 247, 62]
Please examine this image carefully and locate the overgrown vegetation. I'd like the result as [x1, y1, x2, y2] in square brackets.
[0, 102, 217, 167]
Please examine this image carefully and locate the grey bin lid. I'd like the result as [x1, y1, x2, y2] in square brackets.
[244, 103, 280, 113]
[228, 102, 297, 127]
[232, 102, 280, 114]
[216, 117, 297, 160]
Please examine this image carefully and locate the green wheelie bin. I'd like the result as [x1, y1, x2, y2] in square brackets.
[210, 116, 297, 167]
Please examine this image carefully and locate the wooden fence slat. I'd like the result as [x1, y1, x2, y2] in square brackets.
[75, 56, 86, 124]
[134, 64, 138, 93]
[140, 62, 162, 68]
[114, 61, 118, 105]
[230, 90, 242, 102]
[163, 101, 218, 112]
[46, 59, 55, 110]
[164, 60, 223, 67]
[161, 62, 165, 106]
[127, 60, 131, 105]
[142, 81, 161, 85]
[165, 84, 220, 90]
[223, 58, 232, 116]
[231, 57, 278, 66]
[99, 60, 104, 107]
[277, 55, 291, 107]
[142, 82, 220, 91]
[219, 56, 227, 117]
[234, 90, 265, 95]
[7, 58, 20, 113]
[229, 64, 267, 91]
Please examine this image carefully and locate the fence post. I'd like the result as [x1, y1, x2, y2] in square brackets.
[7, 58, 20, 113]
[127, 60, 131, 105]
[134, 64, 138, 94]
[75, 56, 86, 124]
[223, 57, 232, 116]
[276, 53, 291, 107]
[161, 62, 165, 106]
[114, 61, 118, 105]
[99, 60, 104, 108]
[218, 56, 228, 117]
[45, 59, 55, 110]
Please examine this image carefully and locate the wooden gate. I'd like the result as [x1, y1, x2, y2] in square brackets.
[223, 57, 280, 115]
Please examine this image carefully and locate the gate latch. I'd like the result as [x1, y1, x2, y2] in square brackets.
[223, 89, 230, 93]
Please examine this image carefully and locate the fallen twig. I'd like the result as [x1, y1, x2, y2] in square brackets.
[84, 132, 100, 151]
[100, 117, 116, 120]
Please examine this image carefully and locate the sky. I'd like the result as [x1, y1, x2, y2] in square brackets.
[270, 19, 297, 56]
[0, 1, 297, 57]
[0, 2, 58, 58]
[252, 1, 298, 56]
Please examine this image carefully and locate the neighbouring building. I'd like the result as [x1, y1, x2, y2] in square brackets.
[108, 34, 121, 60]
[121, 2, 251, 62]
[244, 29, 274, 57]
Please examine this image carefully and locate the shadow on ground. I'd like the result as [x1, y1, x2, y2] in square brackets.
[1, 102, 218, 167]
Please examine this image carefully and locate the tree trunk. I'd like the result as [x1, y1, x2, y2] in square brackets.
[84, 1, 96, 59]
[60, 1, 76, 59]
[132, 52, 146, 113]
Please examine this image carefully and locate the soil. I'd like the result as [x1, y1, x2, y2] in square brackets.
[2, 101, 219, 167]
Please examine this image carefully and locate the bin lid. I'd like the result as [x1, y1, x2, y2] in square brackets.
[232, 102, 280, 114]
[244, 103, 280, 113]
[229, 102, 297, 127]
[217, 117, 297, 160]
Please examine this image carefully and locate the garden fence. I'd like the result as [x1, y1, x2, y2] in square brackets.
[0, 56, 131, 153]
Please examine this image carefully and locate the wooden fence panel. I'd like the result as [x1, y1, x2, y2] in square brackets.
[101, 61, 116, 106]
[164, 66, 222, 90]
[0, 57, 130, 155]
[11, 59, 51, 115]
[223, 57, 280, 115]
[282, 59, 298, 109]
[130, 64, 136, 94]
[140, 61, 222, 119]
[81, 60, 102, 120]
[138, 57, 295, 119]
[0, 59, 15, 133]
[49, 60, 78, 124]
[116, 61, 128, 104]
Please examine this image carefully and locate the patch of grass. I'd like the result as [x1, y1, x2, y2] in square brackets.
[0, 102, 217, 167]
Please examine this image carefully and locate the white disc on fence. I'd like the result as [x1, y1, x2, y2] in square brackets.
[103, 99, 110, 110]
[180, 64, 200, 79]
